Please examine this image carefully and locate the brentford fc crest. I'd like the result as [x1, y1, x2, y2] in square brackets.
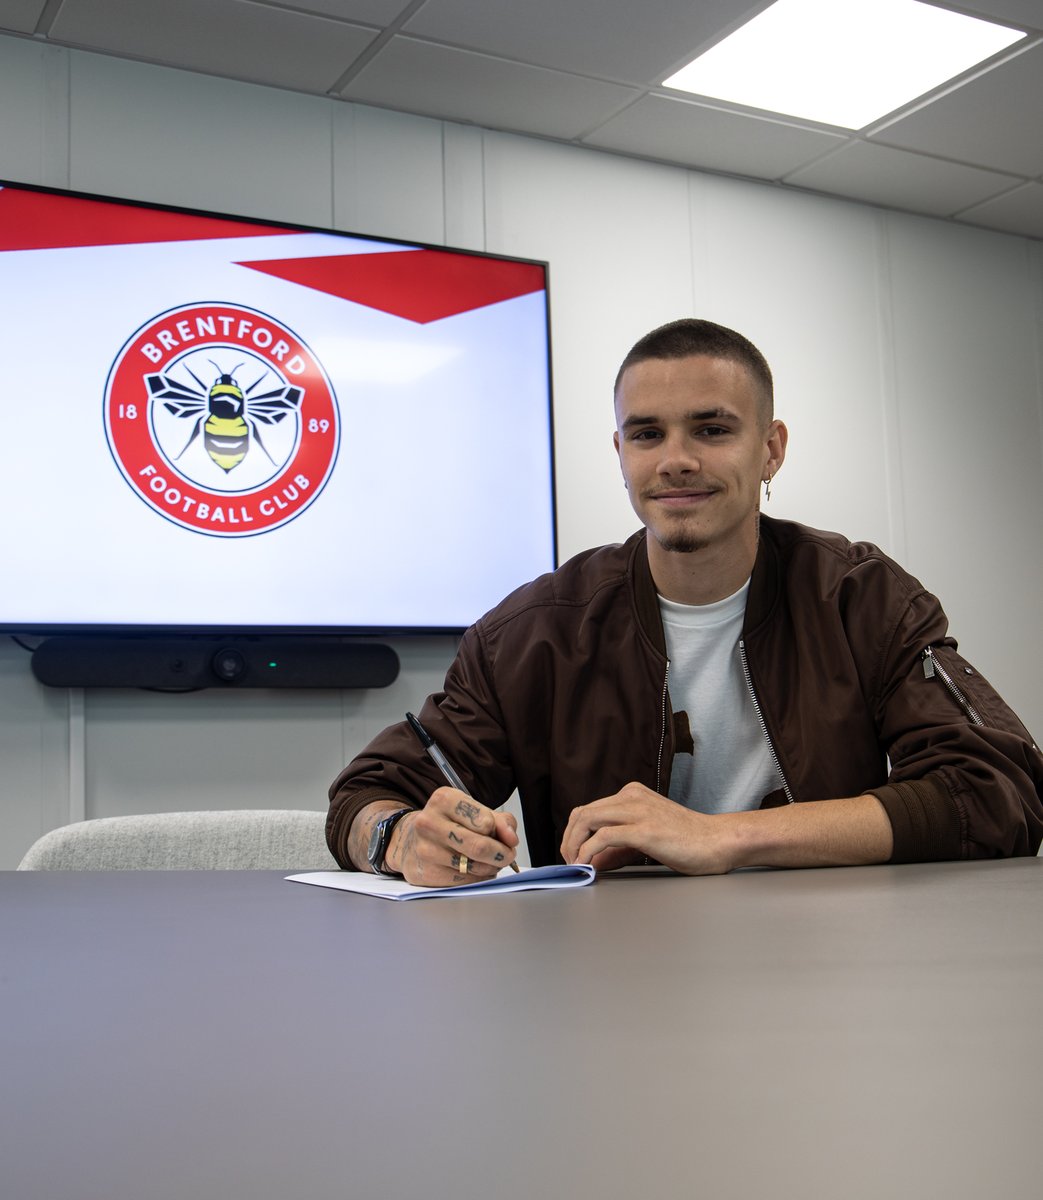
[105, 302, 339, 536]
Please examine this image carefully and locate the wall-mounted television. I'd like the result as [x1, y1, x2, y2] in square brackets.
[0, 181, 555, 687]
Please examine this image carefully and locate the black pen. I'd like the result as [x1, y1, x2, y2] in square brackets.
[406, 712, 521, 872]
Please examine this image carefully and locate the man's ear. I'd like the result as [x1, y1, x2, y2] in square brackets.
[613, 430, 630, 489]
[765, 419, 788, 478]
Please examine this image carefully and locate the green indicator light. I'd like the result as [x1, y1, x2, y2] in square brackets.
[268, 661, 278, 669]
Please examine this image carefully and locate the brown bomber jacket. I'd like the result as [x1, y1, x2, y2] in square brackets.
[327, 517, 1043, 869]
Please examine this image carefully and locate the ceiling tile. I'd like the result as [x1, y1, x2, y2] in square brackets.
[869, 42, 1043, 176]
[784, 140, 1020, 217]
[582, 95, 844, 180]
[253, 0, 416, 23]
[49, 0, 378, 93]
[340, 37, 641, 140]
[0, 0, 46, 33]
[945, 1, 1043, 31]
[956, 181, 1043, 238]
[402, 0, 772, 83]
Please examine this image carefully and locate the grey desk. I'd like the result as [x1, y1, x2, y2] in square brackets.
[2, 860, 1041, 1200]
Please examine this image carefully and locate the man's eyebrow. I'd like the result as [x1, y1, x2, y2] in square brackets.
[686, 407, 741, 422]
[620, 407, 740, 429]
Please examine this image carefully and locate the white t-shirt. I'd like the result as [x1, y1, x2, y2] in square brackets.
[659, 581, 782, 814]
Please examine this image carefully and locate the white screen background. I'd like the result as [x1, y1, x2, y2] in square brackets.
[1, 229, 554, 631]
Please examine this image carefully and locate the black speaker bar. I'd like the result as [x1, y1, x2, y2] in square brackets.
[30, 636, 400, 690]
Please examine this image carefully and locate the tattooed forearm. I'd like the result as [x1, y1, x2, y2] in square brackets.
[397, 816, 417, 866]
[349, 806, 382, 872]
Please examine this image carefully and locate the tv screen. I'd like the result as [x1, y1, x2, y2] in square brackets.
[0, 180, 555, 637]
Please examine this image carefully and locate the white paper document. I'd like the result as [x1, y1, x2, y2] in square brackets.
[286, 863, 596, 900]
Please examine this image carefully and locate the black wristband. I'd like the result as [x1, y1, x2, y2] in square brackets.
[366, 808, 413, 876]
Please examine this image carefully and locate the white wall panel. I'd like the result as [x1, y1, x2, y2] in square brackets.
[78, 637, 457, 822]
[333, 103, 447, 245]
[442, 122, 485, 252]
[483, 134, 695, 560]
[83, 689, 339, 819]
[68, 50, 334, 226]
[884, 214, 1043, 733]
[0, 641, 73, 867]
[0, 35, 68, 186]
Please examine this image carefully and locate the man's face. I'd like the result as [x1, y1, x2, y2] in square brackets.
[613, 354, 783, 559]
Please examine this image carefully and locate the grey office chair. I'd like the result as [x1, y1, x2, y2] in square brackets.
[17, 809, 340, 871]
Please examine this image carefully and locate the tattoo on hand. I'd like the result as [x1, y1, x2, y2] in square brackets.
[494, 852, 504, 862]
[395, 817, 417, 873]
[451, 853, 466, 872]
[455, 800, 480, 823]
[448, 830, 464, 845]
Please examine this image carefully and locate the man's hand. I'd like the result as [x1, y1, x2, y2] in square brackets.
[561, 783, 732, 874]
[561, 783, 894, 875]
[385, 788, 519, 887]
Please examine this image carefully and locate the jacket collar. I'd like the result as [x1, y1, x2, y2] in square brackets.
[745, 516, 782, 636]
[629, 530, 663, 653]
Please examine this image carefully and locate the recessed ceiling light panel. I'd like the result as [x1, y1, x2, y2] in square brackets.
[662, 0, 1026, 129]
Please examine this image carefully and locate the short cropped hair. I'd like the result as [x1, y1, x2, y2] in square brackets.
[614, 319, 774, 424]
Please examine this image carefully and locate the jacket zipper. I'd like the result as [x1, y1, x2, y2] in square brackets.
[921, 646, 984, 727]
[738, 639, 795, 804]
[656, 660, 670, 793]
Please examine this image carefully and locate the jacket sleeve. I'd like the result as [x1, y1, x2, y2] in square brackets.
[865, 587, 1043, 862]
[326, 622, 516, 869]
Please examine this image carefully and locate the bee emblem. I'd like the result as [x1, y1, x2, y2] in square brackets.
[146, 360, 303, 473]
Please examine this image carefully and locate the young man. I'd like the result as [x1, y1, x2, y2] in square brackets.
[327, 319, 1043, 884]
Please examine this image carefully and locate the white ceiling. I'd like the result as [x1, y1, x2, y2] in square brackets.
[5, 0, 1043, 239]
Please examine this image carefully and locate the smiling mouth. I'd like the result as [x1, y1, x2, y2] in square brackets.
[647, 488, 718, 504]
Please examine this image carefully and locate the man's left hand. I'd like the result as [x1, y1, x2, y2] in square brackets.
[560, 782, 732, 874]
[560, 785, 894, 875]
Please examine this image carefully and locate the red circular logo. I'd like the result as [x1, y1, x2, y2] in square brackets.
[105, 302, 339, 536]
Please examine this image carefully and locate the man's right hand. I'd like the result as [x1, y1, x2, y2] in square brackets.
[384, 788, 519, 886]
